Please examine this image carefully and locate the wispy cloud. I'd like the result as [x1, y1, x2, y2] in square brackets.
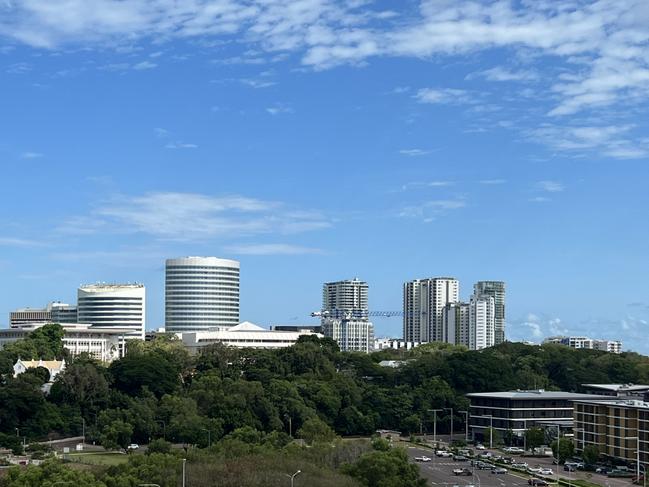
[225, 243, 323, 255]
[400, 181, 454, 191]
[468, 67, 539, 82]
[20, 151, 44, 159]
[266, 103, 293, 115]
[132, 60, 157, 70]
[0, 237, 44, 247]
[62, 191, 331, 242]
[536, 181, 564, 193]
[165, 142, 198, 149]
[415, 88, 472, 105]
[479, 179, 506, 185]
[399, 148, 431, 157]
[398, 199, 466, 222]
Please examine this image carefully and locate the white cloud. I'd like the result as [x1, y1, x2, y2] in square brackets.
[468, 66, 539, 82]
[399, 148, 430, 157]
[0, 237, 43, 247]
[266, 103, 293, 115]
[415, 88, 471, 105]
[63, 191, 331, 241]
[20, 151, 44, 159]
[398, 199, 466, 221]
[165, 141, 198, 149]
[479, 179, 506, 185]
[536, 180, 564, 193]
[132, 60, 157, 70]
[225, 243, 323, 255]
[401, 181, 454, 191]
[529, 196, 551, 203]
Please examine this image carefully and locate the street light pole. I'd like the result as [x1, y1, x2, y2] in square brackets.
[445, 408, 454, 445]
[428, 409, 442, 447]
[624, 436, 641, 486]
[286, 469, 301, 487]
[459, 410, 469, 444]
[182, 458, 186, 487]
[201, 428, 212, 447]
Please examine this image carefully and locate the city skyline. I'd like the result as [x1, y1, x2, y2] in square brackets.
[1, 1, 648, 352]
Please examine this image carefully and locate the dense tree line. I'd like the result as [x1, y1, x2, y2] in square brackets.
[2, 324, 649, 447]
[1, 324, 649, 485]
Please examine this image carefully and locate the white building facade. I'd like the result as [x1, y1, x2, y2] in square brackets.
[321, 318, 374, 353]
[403, 277, 459, 343]
[180, 321, 321, 353]
[469, 294, 495, 350]
[165, 256, 240, 333]
[474, 281, 505, 344]
[0, 322, 129, 362]
[544, 335, 622, 354]
[77, 284, 146, 339]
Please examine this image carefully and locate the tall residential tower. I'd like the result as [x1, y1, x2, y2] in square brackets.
[403, 278, 459, 343]
[321, 278, 373, 352]
[165, 256, 240, 333]
[473, 281, 505, 344]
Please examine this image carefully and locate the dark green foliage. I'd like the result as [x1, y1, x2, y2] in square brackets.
[341, 447, 427, 487]
[552, 437, 576, 463]
[525, 427, 546, 450]
[583, 444, 599, 465]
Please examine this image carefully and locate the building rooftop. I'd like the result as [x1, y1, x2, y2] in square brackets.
[582, 383, 649, 392]
[80, 283, 144, 290]
[573, 398, 649, 409]
[466, 389, 607, 400]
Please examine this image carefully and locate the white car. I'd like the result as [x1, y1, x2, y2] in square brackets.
[415, 456, 432, 462]
[437, 451, 453, 457]
[540, 468, 554, 475]
[527, 467, 543, 474]
[504, 447, 524, 454]
[475, 444, 486, 450]
[127, 443, 139, 450]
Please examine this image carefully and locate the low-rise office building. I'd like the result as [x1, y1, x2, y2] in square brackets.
[544, 336, 622, 354]
[573, 398, 649, 469]
[582, 383, 649, 398]
[10, 302, 78, 325]
[467, 389, 607, 441]
[179, 321, 321, 353]
[0, 322, 130, 362]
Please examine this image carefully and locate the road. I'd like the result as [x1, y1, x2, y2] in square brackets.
[405, 444, 634, 487]
[406, 445, 529, 487]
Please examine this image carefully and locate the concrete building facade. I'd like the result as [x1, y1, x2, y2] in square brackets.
[474, 281, 505, 345]
[77, 284, 146, 339]
[165, 256, 240, 333]
[403, 277, 459, 343]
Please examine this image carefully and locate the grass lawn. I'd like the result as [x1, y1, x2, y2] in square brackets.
[66, 451, 130, 466]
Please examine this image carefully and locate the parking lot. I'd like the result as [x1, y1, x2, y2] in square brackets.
[405, 444, 636, 487]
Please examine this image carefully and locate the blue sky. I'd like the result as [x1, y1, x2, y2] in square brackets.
[1, 0, 648, 351]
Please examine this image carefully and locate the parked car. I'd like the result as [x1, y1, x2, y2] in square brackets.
[564, 465, 577, 472]
[453, 455, 468, 462]
[478, 462, 493, 470]
[453, 468, 472, 476]
[478, 453, 493, 460]
[415, 456, 431, 462]
[127, 444, 139, 450]
[595, 467, 610, 474]
[527, 466, 543, 474]
[539, 468, 554, 475]
[528, 479, 548, 486]
[492, 467, 508, 474]
[475, 444, 486, 450]
[608, 470, 635, 478]
[504, 447, 524, 454]
[437, 450, 453, 457]
[512, 462, 529, 469]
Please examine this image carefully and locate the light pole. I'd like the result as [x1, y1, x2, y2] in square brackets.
[522, 419, 527, 453]
[82, 418, 85, 446]
[459, 410, 469, 444]
[284, 414, 293, 437]
[445, 407, 454, 445]
[286, 469, 301, 487]
[201, 428, 212, 447]
[428, 409, 442, 447]
[482, 415, 494, 449]
[182, 458, 186, 487]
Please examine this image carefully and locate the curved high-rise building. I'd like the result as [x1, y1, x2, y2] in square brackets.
[165, 256, 240, 333]
[77, 284, 146, 339]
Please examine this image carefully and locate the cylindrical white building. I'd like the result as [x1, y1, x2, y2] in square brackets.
[165, 256, 240, 333]
[77, 284, 146, 339]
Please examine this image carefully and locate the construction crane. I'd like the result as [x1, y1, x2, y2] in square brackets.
[311, 310, 405, 319]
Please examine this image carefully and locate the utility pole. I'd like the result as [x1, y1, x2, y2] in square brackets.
[182, 458, 186, 487]
[459, 410, 469, 443]
[445, 407, 454, 444]
[428, 409, 442, 447]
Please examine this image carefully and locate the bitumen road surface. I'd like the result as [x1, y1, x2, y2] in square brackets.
[405, 445, 634, 487]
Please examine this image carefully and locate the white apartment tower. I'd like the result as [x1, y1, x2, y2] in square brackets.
[77, 284, 146, 339]
[474, 281, 505, 344]
[165, 256, 240, 333]
[442, 302, 470, 345]
[403, 278, 459, 343]
[322, 278, 368, 320]
[321, 279, 373, 352]
[469, 294, 495, 350]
